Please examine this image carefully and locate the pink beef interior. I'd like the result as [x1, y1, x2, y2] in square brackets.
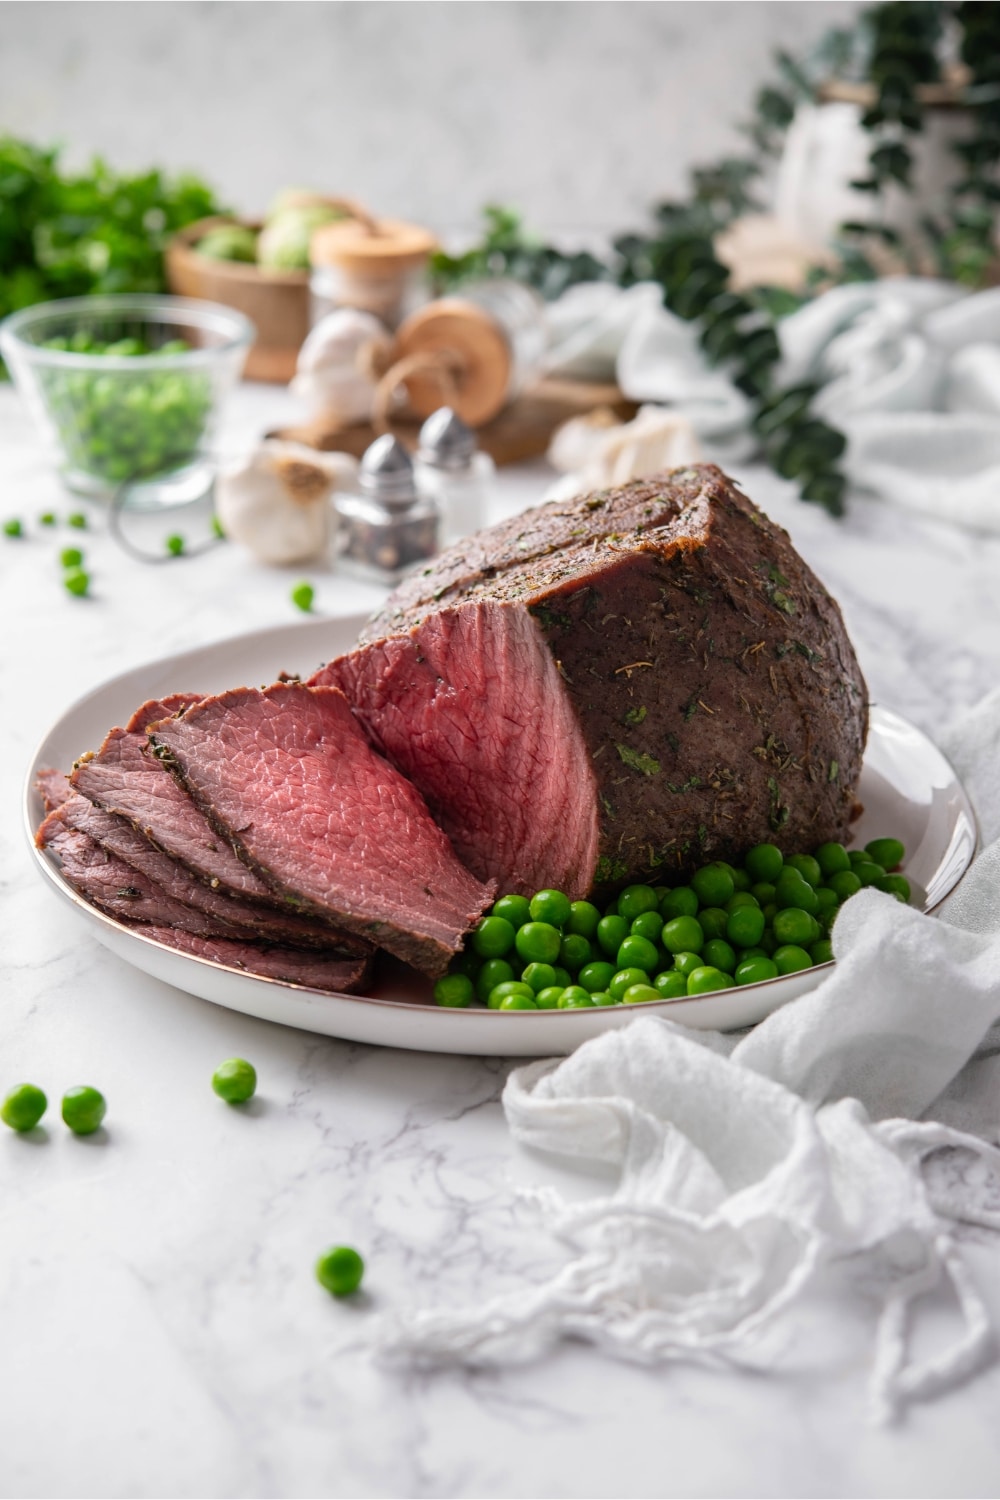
[314, 600, 600, 899]
[147, 682, 495, 976]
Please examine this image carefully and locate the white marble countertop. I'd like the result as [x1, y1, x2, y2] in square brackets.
[2, 381, 1000, 1500]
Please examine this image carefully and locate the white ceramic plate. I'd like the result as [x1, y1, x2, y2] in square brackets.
[25, 615, 977, 1055]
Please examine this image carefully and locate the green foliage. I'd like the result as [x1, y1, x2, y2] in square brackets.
[0, 135, 221, 323]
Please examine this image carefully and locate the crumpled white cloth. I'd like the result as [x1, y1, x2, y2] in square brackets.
[543, 276, 1000, 529]
[384, 692, 1000, 1421]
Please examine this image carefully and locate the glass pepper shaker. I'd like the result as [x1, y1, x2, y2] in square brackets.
[334, 434, 439, 585]
[415, 407, 495, 546]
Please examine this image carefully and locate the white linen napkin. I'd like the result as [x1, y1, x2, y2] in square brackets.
[543, 277, 1000, 529]
[384, 692, 1000, 1421]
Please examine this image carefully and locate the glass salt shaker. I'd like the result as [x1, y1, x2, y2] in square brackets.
[334, 434, 439, 585]
[415, 407, 495, 546]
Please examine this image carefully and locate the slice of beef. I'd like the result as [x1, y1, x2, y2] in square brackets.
[71, 705, 282, 905]
[148, 682, 495, 976]
[36, 767, 73, 813]
[316, 464, 868, 897]
[59, 792, 369, 955]
[38, 805, 249, 935]
[132, 926, 372, 993]
[125, 694, 204, 732]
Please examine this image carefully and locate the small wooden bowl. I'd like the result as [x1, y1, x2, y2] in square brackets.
[165, 216, 310, 383]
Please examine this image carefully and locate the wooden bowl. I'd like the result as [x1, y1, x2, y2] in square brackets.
[165, 217, 309, 383]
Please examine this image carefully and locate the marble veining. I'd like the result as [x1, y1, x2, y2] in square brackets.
[2, 383, 1000, 1497]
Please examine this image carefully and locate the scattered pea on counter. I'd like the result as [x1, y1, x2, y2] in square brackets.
[61, 1086, 107, 1135]
[211, 1057, 257, 1104]
[315, 1245, 365, 1297]
[165, 534, 185, 557]
[290, 581, 315, 613]
[1, 1083, 48, 1132]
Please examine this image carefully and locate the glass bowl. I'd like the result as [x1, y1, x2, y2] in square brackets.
[0, 294, 255, 508]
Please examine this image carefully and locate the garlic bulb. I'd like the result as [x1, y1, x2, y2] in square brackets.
[216, 440, 358, 565]
[291, 309, 391, 426]
[547, 404, 703, 499]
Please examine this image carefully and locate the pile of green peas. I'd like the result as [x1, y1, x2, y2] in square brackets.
[39, 331, 212, 485]
[433, 837, 909, 1011]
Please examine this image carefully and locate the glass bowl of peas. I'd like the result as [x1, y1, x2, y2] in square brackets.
[0, 294, 255, 508]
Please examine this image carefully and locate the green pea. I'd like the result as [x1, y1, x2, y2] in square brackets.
[488, 981, 534, 1010]
[725, 891, 758, 913]
[590, 991, 617, 1006]
[786, 854, 821, 887]
[623, 984, 661, 1005]
[745, 843, 784, 882]
[521, 962, 558, 993]
[658, 886, 698, 920]
[630, 910, 664, 943]
[596, 914, 629, 957]
[759, 929, 777, 955]
[3, 518, 23, 538]
[609, 967, 650, 1000]
[475, 958, 514, 1002]
[67, 512, 88, 529]
[559, 933, 593, 972]
[729, 866, 751, 893]
[810, 939, 835, 965]
[659, 916, 704, 956]
[671, 951, 703, 978]
[617, 884, 659, 922]
[1, 1083, 47, 1132]
[735, 956, 779, 985]
[697, 906, 729, 939]
[773, 908, 818, 947]
[315, 1245, 364, 1297]
[751, 881, 776, 904]
[566, 900, 601, 938]
[775, 872, 819, 914]
[616, 934, 659, 973]
[64, 568, 90, 597]
[499, 993, 537, 1011]
[854, 861, 885, 888]
[529, 889, 572, 927]
[39, 512, 57, 526]
[866, 837, 905, 871]
[814, 841, 850, 877]
[211, 1058, 256, 1103]
[703, 938, 736, 974]
[551, 967, 572, 990]
[815, 886, 839, 911]
[773, 945, 813, 975]
[291, 582, 314, 612]
[558, 986, 595, 1009]
[726, 905, 766, 948]
[686, 966, 734, 996]
[60, 546, 84, 568]
[578, 961, 616, 993]
[740, 946, 768, 959]
[61, 1085, 107, 1134]
[876, 874, 911, 903]
[828, 870, 861, 901]
[471, 915, 515, 959]
[848, 850, 870, 869]
[433, 974, 475, 1008]
[654, 970, 688, 1000]
[493, 894, 530, 927]
[534, 986, 564, 1010]
[165, 533, 185, 557]
[691, 863, 735, 907]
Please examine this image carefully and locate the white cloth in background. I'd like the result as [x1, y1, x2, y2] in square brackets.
[384, 692, 1000, 1422]
[543, 277, 1000, 529]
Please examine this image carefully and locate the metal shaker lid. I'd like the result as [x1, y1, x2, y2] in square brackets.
[416, 407, 477, 471]
[359, 434, 418, 508]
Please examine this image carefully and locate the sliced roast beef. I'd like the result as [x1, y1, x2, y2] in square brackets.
[59, 792, 368, 953]
[132, 926, 371, 993]
[36, 767, 73, 813]
[316, 464, 868, 897]
[38, 805, 249, 935]
[125, 693, 204, 733]
[147, 682, 495, 976]
[71, 703, 282, 904]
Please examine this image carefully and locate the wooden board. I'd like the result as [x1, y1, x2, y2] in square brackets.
[268, 378, 639, 466]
